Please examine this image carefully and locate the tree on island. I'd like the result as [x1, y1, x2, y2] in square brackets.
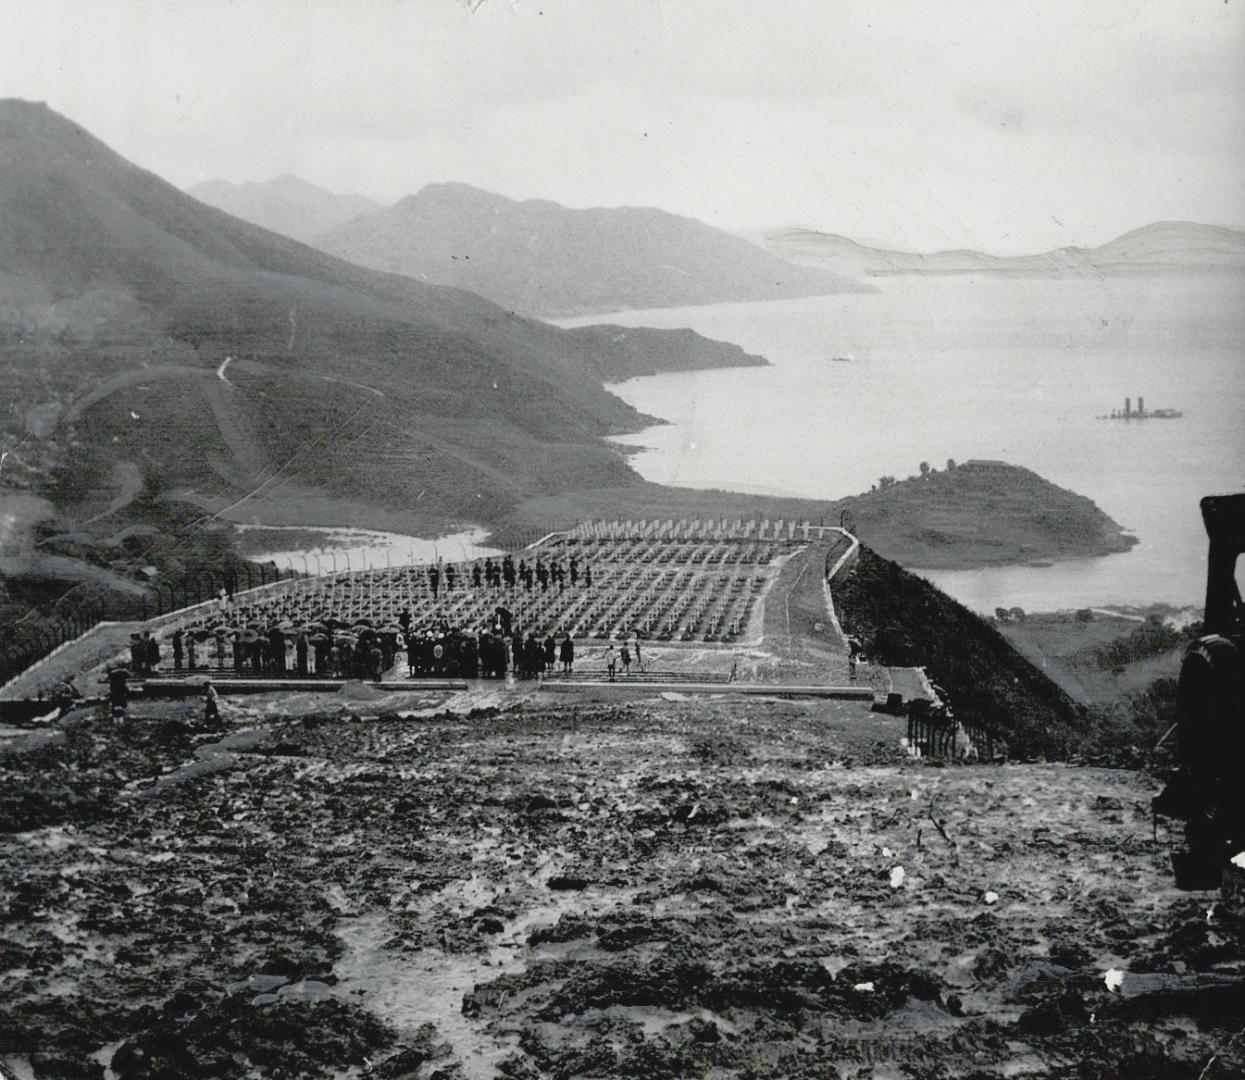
[919, 461, 931, 479]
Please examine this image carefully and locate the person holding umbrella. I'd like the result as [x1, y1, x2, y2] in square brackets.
[296, 633, 309, 676]
[240, 629, 260, 674]
[311, 633, 330, 675]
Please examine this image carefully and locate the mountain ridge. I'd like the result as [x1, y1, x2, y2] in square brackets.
[760, 219, 1245, 277]
[314, 180, 872, 318]
[187, 175, 382, 243]
[0, 99, 758, 539]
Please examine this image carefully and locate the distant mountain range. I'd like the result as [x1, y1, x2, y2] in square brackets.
[0, 100, 757, 538]
[191, 176, 870, 318]
[759, 221, 1245, 277]
[189, 174, 1244, 314]
[187, 175, 380, 243]
[316, 182, 872, 317]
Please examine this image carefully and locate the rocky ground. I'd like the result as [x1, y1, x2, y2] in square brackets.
[2, 687, 1243, 1079]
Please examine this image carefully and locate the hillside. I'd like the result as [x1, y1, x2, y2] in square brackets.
[996, 605, 1200, 708]
[761, 220, 1245, 278]
[315, 182, 871, 318]
[831, 546, 1086, 757]
[563, 325, 767, 381]
[0, 99, 781, 547]
[833, 459, 1138, 569]
[187, 175, 381, 243]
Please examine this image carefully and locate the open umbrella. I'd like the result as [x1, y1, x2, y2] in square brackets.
[240, 629, 259, 643]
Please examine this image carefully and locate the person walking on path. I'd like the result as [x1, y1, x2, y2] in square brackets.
[172, 630, 184, 673]
[543, 634, 556, 673]
[203, 681, 221, 725]
[560, 635, 574, 674]
[620, 644, 632, 677]
[632, 636, 642, 673]
[606, 644, 617, 682]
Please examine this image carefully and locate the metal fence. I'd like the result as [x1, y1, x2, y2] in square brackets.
[906, 700, 996, 761]
[0, 561, 293, 690]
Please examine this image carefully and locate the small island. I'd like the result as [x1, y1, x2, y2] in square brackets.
[834, 458, 1138, 570]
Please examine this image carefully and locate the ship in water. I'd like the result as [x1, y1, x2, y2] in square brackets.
[1099, 395, 1183, 420]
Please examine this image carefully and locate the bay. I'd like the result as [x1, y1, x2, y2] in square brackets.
[560, 273, 1245, 612]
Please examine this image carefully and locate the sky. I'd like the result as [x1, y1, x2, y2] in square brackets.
[2, 0, 1243, 254]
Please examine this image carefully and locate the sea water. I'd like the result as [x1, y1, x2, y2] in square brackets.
[560, 273, 1245, 612]
[234, 525, 501, 574]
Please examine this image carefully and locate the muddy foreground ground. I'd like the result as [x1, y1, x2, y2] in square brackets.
[2, 688, 1243, 1079]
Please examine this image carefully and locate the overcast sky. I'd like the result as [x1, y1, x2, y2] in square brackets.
[2, 0, 1243, 253]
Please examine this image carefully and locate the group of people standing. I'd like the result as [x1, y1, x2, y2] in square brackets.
[156, 609, 580, 682]
[437, 553, 592, 596]
[128, 631, 161, 676]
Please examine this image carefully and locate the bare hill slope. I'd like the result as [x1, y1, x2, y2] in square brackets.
[0, 100, 752, 530]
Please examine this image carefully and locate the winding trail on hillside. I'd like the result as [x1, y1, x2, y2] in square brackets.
[82, 461, 143, 526]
